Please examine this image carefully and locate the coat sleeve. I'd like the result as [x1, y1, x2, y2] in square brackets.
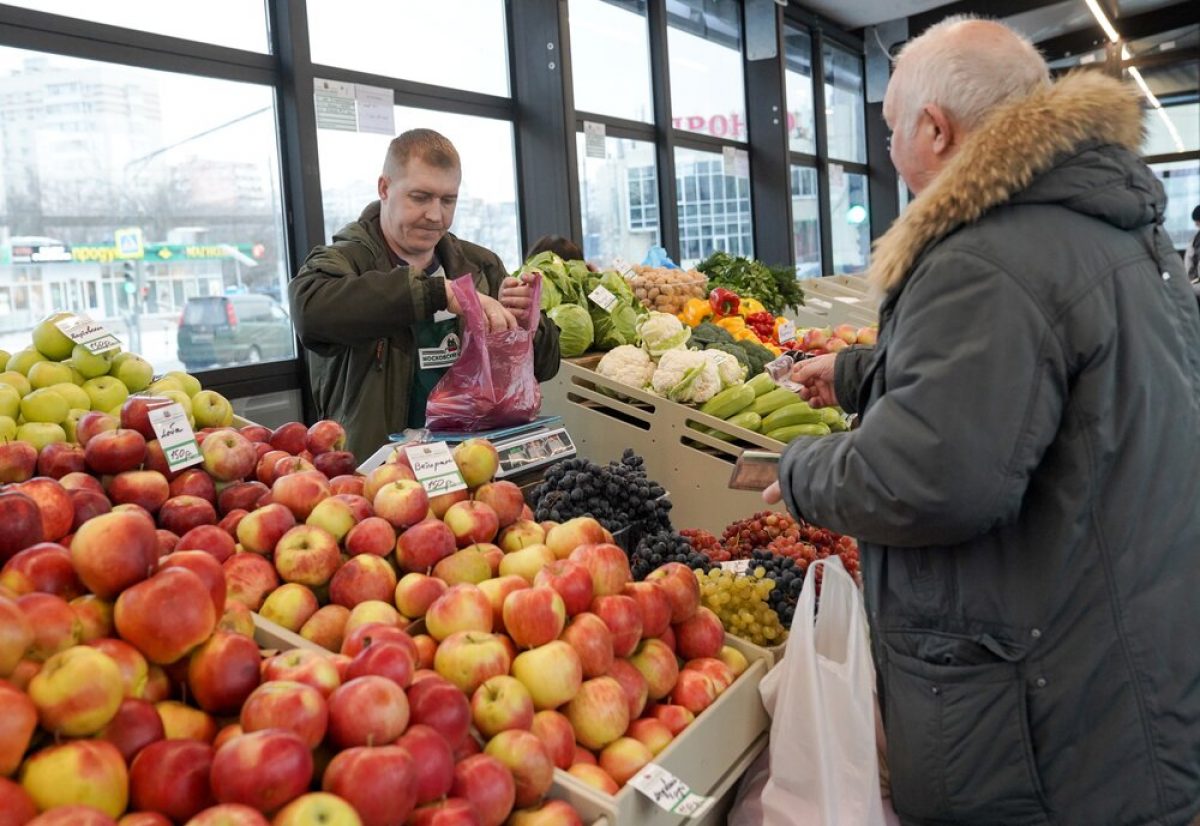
[833, 346, 874, 415]
[289, 240, 447, 348]
[779, 251, 1067, 548]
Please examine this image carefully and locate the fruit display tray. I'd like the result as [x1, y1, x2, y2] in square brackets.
[787, 276, 878, 328]
[546, 634, 771, 826]
[251, 611, 331, 654]
[542, 359, 788, 534]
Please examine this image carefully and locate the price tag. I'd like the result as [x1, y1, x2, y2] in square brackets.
[584, 120, 607, 159]
[148, 403, 202, 472]
[720, 559, 751, 575]
[628, 763, 714, 818]
[405, 441, 467, 496]
[54, 314, 121, 354]
[778, 320, 796, 344]
[588, 284, 618, 313]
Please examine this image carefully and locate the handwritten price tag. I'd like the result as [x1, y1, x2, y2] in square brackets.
[54, 314, 121, 354]
[148, 403, 202, 472]
[405, 441, 467, 496]
[588, 285, 618, 313]
[628, 763, 714, 818]
[777, 320, 797, 344]
[719, 559, 751, 575]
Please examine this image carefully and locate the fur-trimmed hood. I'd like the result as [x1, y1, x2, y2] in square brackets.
[869, 71, 1147, 293]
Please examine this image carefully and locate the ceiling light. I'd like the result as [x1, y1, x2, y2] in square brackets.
[1083, 0, 1121, 44]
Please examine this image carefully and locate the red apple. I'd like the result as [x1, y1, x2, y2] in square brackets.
[37, 442, 85, 479]
[240, 424, 271, 443]
[69, 489, 113, 533]
[599, 736, 653, 787]
[428, 488, 469, 520]
[571, 746, 596, 767]
[568, 544, 631, 597]
[272, 455, 315, 481]
[0, 442, 37, 486]
[159, 550, 226, 617]
[69, 511, 158, 599]
[443, 500, 500, 548]
[221, 553, 279, 612]
[185, 804, 270, 825]
[452, 754, 516, 826]
[502, 587, 566, 649]
[623, 581, 671, 639]
[239, 680, 328, 748]
[305, 420, 346, 455]
[607, 659, 648, 720]
[331, 493, 372, 522]
[471, 674, 535, 739]
[26, 807, 119, 826]
[432, 548, 492, 586]
[272, 471, 331, 521]
[313, 451, 356, 478]
[339, 620, 416, 660]
[346, 640, 415, 688]
[210, 730, 312, 814]
[261, 649, 341, 697]
[327, 675, 408, 749]
[558, 612, 614, 679]
[329, 474, 365, 496]
[186, 631, 261, 715]
[96, 697, 164, 762]
[432, 631, 510, 695]
[393, 572, 448, 619]
[217, 602, 255, 637]
[157, 495, 217, 536]
[483, 729, 553, 809]
[567, 763, 619, 795]
[330, 554, 398, 608]
[669, 669, 719, 715]
[176, 525, 236, 563]
[142, 666, 171, 703]
[507, 801, 584, 826]
[304, 497, 357, 543]
[362, 463, 415, 504]
[0, 777, 35, 825]
[17, 592, 81, 661]
[0, 595, 33, 675]
[129, 739, 215, 822]
[74, 411, 119, 448]
[273, 525, 341, 587]
[564, 677, 629, 751]
[14, 478, 72, 543]
[269, 422, 308, 455]
[88, 637, 149, 698]
[591, 595, 642, 658]
[627, 717, 673, 756]
[321, 745, 417, 826]
[234, 502, 295, 555]
[406, 675, 470, 749]
[142, 440, 174, 481]
[426, 584, 493, 641]
[409, 798, 479, 826]
[685, 657, 736, 694]
[70, 594, 112, 644]
[373, 480, 430, 531]
[155, 529, 180, 557]
[0, 491, 45, 565]
[298, 604, 350, 651]
[545, 518, 609, 561]
[217, 481, 270, 517]
[85, 429, 147, 475]
[343, 517, 395, 557]
[120, 396, 169, 441]
[463, 543, 504, 577]
[115, 568, 217, 664]
[218, 509, 248, 537]
[530, 709, 575, 770]
[201, 431, 257, 483]
[169, 468, 217, 504]
[476, 576, 527, 634]
[107, 471, 169, 515]
[412, 634, 436, 670]
[497, 521, 544, 554]
[629, 638, 680, 701]
[0, 680, 36, 774]
[673, 606, 724, 660]
[254, 450, 290, 486]
[471, 481, 524, 529]
[533, 560, 593, 618]
[396, 724, 455, 806]
[646, 562, 700, 624]
[1, 542, 83, 599]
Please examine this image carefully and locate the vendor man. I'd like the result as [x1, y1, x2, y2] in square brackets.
[290, 129, 561, 459]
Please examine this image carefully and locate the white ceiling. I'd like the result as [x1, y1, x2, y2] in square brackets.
[792, 0, 958, 28]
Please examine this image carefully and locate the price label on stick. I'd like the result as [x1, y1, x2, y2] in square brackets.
[588, 284, 619, 313]
[720, 559, 751, 575]
[148, 403, 203, 472]
[405, 441, 467, 496]
[628, 763, 715, 818]
[777, 320, 796, 344]
[54, 314, 121, 354]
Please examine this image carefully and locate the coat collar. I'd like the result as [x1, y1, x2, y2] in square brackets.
[868, 71, 1145, 295]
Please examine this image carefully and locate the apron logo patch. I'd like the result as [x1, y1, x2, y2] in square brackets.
[418, 332, 461, 370]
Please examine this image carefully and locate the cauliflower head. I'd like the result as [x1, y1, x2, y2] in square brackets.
[650, 349, 722, 404]
[596, 344, 656, 389]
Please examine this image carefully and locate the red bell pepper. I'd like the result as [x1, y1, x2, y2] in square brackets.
[745, 311, 776, 340]
[709, 288, 740, 317]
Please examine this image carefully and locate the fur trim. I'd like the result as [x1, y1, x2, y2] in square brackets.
[869, 71, 1144, 293]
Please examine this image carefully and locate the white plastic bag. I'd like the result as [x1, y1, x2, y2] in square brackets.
[730, 558, 897, 826]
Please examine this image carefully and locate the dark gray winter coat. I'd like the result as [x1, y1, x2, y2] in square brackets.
[780, 72, 1200, 825]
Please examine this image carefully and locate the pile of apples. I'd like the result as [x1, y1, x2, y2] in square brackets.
[784, 323, 877, 355]
[0, 312, 237, 453]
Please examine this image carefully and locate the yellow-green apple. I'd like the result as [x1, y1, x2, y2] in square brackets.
[116, 567, 217, 664]
[37, 442, 85, 479]
[88, 637, 149, 698]
[607, 659, 648, 719]
[299, 604, 350, 651]
[533, 560, 593, 618]
[329, 474, 365, 496]
[259, 583, 319, 632]
[406, 675, 470, 749]
[82, 376, 130, 413]
[433, 631, 510, 695]
[544, 518, 608, 561]
[129, 739, 216, 822]
[497, 521, 545, 553]
[47, 381, 90, 411]
[471, 481, 524, 529]
[483, 729, 552, 809]
[0, 596, 33, 675]
[84, 428, 146, 475]
[184, 803, 270, 825]
[394, 573, 447, 619]
[345, 639, 414, 688]
[718, 644, 749, 677]
[239, 680, 328, 749]
[304, 420, 346, 455]
[255, 449, 290, 486]
[623, 581, 671, 639]
[69, 343, 113, 380]
[568, 763, 619, 795]
[673, 606, 724, 661]
[273, 525, 340, 587]
[565, 677, 629, 751]
[684, 657, 736, 694]
[629, 638, 679, 701]
[432, 548, 491, 586]
[305, 497, 356, 543]
[142, 665, 172, 703]
[60, 408, 88, 443]
[362, 463, 415, 503]
[96, 697, 164, 762]
[444, 500, 499, 548]
[192, 391, 233, 429]
[236, 502, 296, 554]
[428, 488, 468, 520]
[646, 562, 699, 624]
[169, 468, 217, 503]
[109, 354, 153, 394]
[669, 669, 718, 715]
[498, 544, 555, 584]
[18, 592, 82, 660]
[396, 724, 455, 805]
[217, 602, 255, 637]
[272, 471, 331, 521]
[395, 517, 456, 574]
[156, 700, 217, 742]
[7, 347, 46, 376]
[511, 641, 582, 711]
[463, 543, 503, 576]
[591, 595, 642, 658]
[326, 675, 408, 749]
[313, 450, 356, 478]
[186, 631, 261, 715]
[0, 370, 31, 396]
[503, 587, 566, 650]
[426, 584, 493, 641]
[330, 555, 398, 609]
[16, 422, 67, 451]
[412, 634, 436, 670]
[218, 481, 269, 516]
[529, 710, 575, 770]
[2, 542, 82, 598]
[158, 372, 198, 397]
[19, 739, 128, 817]
[321, 745, 416, 826]
[627, 717, 673, 756]
[159, 549, 226, 617]
[201, 431, 256, 483]
[599, 736, 652, 787]
[452, 438, 498, 489]
[75, 411, 118, 447]
[0, 680, 37, 774]
[372, 480, 429, 530]
[210, 729, 313, 813]
[273, 792, 362, 826]
[158, 495, 217, 536]
[222, 553, 279, 612]
[19, 388, 68, 424]
[28, 362, 74, 391]
[344, 601, 406, 639]
[0, 383, 18, 418]
[106, 470, 169, 514]
[345, 517, 396, 557]
[269, 422, 308, 455]
[0, 442, 38, 486]
[569, 544, 630, 598]
[471, 675, 535, 738]
[556, 612, 614, 677]
[450, 753, 515, 826]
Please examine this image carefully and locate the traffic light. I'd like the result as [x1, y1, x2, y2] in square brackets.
[122, 262, 136, 295]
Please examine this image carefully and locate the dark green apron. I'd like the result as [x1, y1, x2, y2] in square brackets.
[407, 264, 460, 428]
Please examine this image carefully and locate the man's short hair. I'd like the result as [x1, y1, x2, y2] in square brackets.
[1192, 204, 1200, 222]
[383, 129, 461, 178]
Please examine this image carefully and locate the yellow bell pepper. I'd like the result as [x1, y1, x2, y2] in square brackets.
[738, 298, 766, 317]
[734, 329, 762, 344]
[716, 316, 747, 334]
[679, 298, 713, 327]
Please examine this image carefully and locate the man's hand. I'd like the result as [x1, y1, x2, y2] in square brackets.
[445, 280, 518, 333]
[791, 353, 839, 409]
[499, 274, 535, 326]
[763, 481, 782, 505]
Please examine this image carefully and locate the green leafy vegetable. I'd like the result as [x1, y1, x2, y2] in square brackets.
[547, 304, 594, 358]
[696, 251, 805, 315]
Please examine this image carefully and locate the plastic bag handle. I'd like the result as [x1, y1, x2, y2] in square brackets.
[450, 275, 487, 335]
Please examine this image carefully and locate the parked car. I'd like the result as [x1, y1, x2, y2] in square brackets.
[177, 294, 293, 370]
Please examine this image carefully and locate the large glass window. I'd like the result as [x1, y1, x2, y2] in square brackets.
[1151, 161, 1200, 253]
[0, 47, 292, 373]
[3, 1, 270, 52]
[569, 0, 653, 123]
[829, 168, 870, 274]
[576, 135, 659, 268]
[668, 0, 747, 142]
[318, 108, 521, 272]
[791, 166, 821, 277]
[1137, 58, 1198, 157]
[784, 26, 817, 156]
[823, 42, 866, 164]
[674, 147, 752, 268]
[307, 1, 510, 97]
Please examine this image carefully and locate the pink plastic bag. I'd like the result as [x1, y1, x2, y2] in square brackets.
[426, 273, 543, 432]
